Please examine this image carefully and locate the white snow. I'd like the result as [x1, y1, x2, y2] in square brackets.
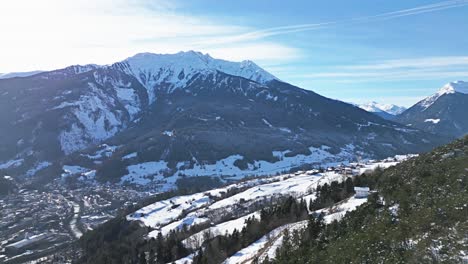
[58, 83, 122, 154]
[163, 130, 174, 137]
[122, 152, 138, 160]
[82, 144, 119, 159]
[120, 51, 277, 104]
[127, 154, 413, 261]
[223, 220, 308, 264]
[258, 220, 308, 262]
[184, 212, 261, 248]
[420, 81, 468, 110]
[262, 118, 273, 128]
[120, 161, 169, 185]
[155, 215, 211, 237]
[115, 87, 140, 118]
[319, 197, 368, 224]
[0, 159, 24, 170]
[127, 187, 228, 229]
[172, 253, 196, 264]
[357, 101, 406, 115]
[424, 118, 441, 124]
[119, 145, 354, 186]
[61, 165, 88, 178]
[207, 173, 333, 210]
[26, 161, 52, 177]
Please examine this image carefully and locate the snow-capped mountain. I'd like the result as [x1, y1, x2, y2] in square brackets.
[358, 101, 406, 120]
[396, 81, 468, 137]
[0, 51, 448, 186]
[379, 104, 407, 115]
[112, 51, 277, 103]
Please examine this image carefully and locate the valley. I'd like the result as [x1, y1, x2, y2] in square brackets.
[0, 180, 148, 263]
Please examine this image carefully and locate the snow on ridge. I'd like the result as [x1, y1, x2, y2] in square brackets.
[424, 118, 441, 124]
[420, 80, 468, 110]
[438, 80, 468, 95]
[357, 101, 406, 115]
[116, 51, 277, 103]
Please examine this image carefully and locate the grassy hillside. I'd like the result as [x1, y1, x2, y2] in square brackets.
[273, 136, 468, 264]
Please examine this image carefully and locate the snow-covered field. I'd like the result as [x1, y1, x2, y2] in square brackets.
[319, 197, 368, 224]
[119, 144, 356, 188]
[127, 154, 415, 264]
[221, 220, 308, 264]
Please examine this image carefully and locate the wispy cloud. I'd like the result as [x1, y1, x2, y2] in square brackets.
[0, 0, 299, 72]
[341, 57, 468, 70]
[285, 56, 468, 83]
[198, 0, 468, 46]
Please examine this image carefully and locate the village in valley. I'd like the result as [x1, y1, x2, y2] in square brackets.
[0, 181, 149, 263]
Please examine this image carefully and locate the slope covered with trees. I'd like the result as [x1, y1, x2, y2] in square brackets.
[271, 136, 468, 264]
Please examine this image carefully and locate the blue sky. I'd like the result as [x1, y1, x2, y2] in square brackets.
[1, 0, 468, 106]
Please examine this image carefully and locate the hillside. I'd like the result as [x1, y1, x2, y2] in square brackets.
[271, 136, 468, 264]
[73, 136, 468, 263]
[74, 154, 410, 264]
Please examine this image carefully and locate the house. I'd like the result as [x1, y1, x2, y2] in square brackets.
[354, 187, 370, 198]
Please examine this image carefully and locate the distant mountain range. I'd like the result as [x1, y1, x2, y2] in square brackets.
[396, 81, 468, 138]
[0, 70, 44, 79]
[357, 101, 407, 120]
[0, 51, 449, 188]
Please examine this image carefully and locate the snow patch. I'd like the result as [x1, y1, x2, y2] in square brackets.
[120, 161, 169, 185]
[424, 118, 440, 124]
[122, 152, 138, 160]
[0, 159, 24, 170]
[26, 161, 52, 177]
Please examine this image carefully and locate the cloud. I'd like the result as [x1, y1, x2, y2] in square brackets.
[0, 0, 298, 72]
[199, 0, 468, 46]
[285, 56, 468, 83]
[341, 57, 468, 70]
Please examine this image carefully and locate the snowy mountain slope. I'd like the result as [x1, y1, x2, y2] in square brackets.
[0, 67, 148, 173]
[0, 51, 449, 184]
[396, 81, 468, 137]
[68, 70, 445, 186]
[111, 51, 277, 103]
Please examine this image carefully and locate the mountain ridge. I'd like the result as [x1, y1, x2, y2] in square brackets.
[396, 81, 468, 138]
[0, 51, 450, 188]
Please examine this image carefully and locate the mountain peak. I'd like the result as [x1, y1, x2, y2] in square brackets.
[438, 80, 468, 95]
[358, 101, 406, 115]
[419, 80, 468, 110]
[116, 51, 278, 103]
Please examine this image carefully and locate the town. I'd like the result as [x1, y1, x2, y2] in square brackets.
[0, 180, 150, 263]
